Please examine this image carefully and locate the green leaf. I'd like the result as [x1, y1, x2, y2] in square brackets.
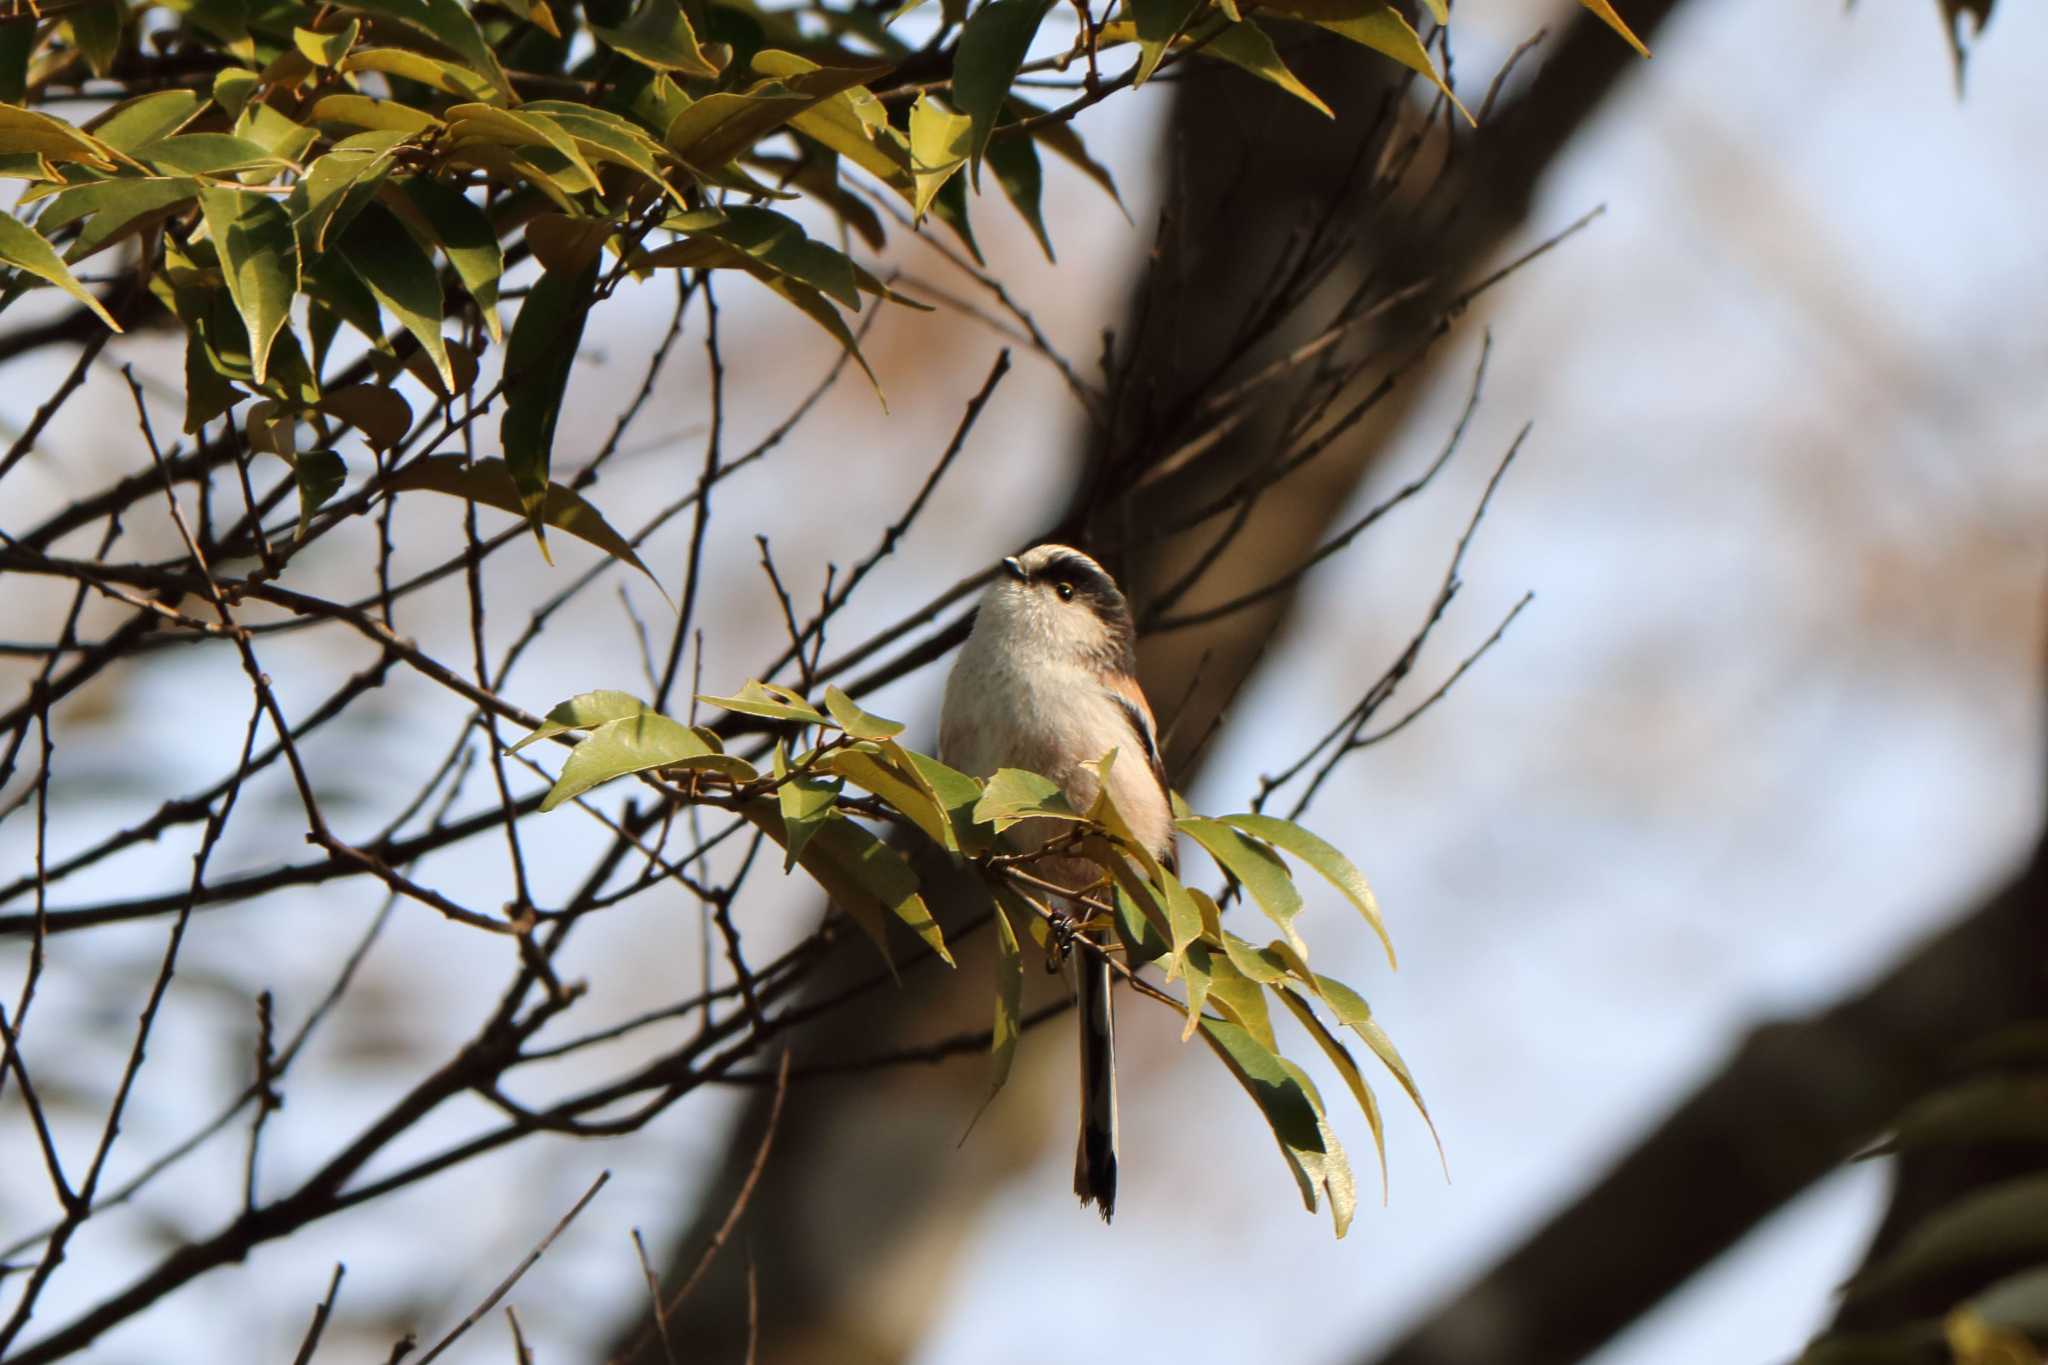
[903, 749, 991, 855]
[1131, 0, 1205, 84]
[1257, 0, 1468, 122]
[501, 258, 597, 540]
[86, 90, 201, 153]
[825, 745, 956, 853]
[988, 888, 1025, 1095]
[295, 18, 361, 65]
[289, 133, 407, 254]
[1156, 862, 1203, 973]
[1203, 19, 1332, 116]
[1177, 815, 1306, 957]
[337, 0, 515, 101]
[292, 448, 347, 539]
[774, 743, 843, 870]
[951, 0, 1051, 180]
[591, 0, 720, 76]
[338, 203, 452, 395]
[1006, 95, 1121, 211]
[1879, 1074, 2048, 1154]
[397, 175, 504, 343]
[1222, 812, 1393, 968]
[235, 103, 318, 164]
[340, 45, 503, 101]
[446, 104, 601, 191]
[1202, 946, 1275, 1049]
[1578, 0, 1650, 58]
[540, 709, 716, 810]
[697, 680, 831, 728]
[985, 127, 1052, 261]
[387, 454, 663, 587]
[973, 767, 1081, 831]
[212, 68, 260, 121]
[907, 93, 971, 222]
[67, 0, 124, 78]
[1312, 970, 1439, 1160]
[742, 801, 948, 969]
[143, 133, 281, 175]
[198, 188, 295, 380]
[0, 105, 120, 170]
[1198, 1017, 1345, 1227]
[1276, 986, 1387, 1203]
[0, 24, 31, 104]
[309, 94, 441, 136]
[821, 685, 904, 740]
[39, 176, 197, 264]
[525, 212, 615, 275]
[1852, 1175, 2048, 1300]
[663, 86, 810, 172]
[513, 689, 655, 752]
[1112, 877, 1170, 968]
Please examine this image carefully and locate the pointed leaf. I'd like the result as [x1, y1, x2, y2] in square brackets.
[540, 709, 716, 810]
[697, 680, 831, 727]
[592, 0, 720, 76]
[40, 176, 197, 264]
[338, 203, 452, 394]
[316, 384, 412, 448]
[1258, 0, 1469, 122]
[988, 888, 1024, 1095]
[1178, 815, 1305, 957]
[907, 93, 971, 221]
[1223, 812, 1393, 968]
[1578, 0, 1650, 58]
[974, 767, 1081, 830]
[86, 89, 201, 152]
[387, 454, 662, 587]
[952, 0, 1051, 179]
[986, 126, 1052, 260]
[821, 685, 904, 740]
[1276, 985, 1387, 1203]
[398, 175, 504, 343]
[1204, 19, 1332, 116]
[337, 0, 515, 100]
[1130, 0, 1205, 84]
[825, 745, 956, 852]
[289, 133, 406, 253]
[774, 743, 843, 871]
[500, 258, 597, 536]
[1313, 970, 1440, 1162]
[0, 105, 119, 169]
[513, 689, 655, 752]
[292, 448, 347, 538]
[1852, 1175, 2048, 1300]
[198, 188, 295, 378]
[1198, 1016, 1335, 1218]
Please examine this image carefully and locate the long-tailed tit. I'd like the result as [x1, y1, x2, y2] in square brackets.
[940, 544, 1175, 1221]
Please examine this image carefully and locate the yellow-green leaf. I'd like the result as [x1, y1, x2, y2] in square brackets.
[1177, 815, 1306, 958]
[821, 685, 904, 740]
[698, 680, 831, 728]
[951, 0, 1051, 178]
[540, 709, 716, 810]
[338, 203, 452, 394]
[1258, 0, 1469, 123]
[1578, 0, 1650, 58]
[294, 18, 360, 66]
[1276, 985, 1387, 1203]
[907, 93, 970, 222]
[340, 45, 502, 101]
[388, 454, 663, 588]
[1222, 812, 1392, 968]
[337, 0, 515, 101]
[973, 767, 1081, 831]
[592, 0, 720, 76]
[513, 689, 656, 752]
[198, 187, 296, 380]
[1203, 19, 1332, 117]
[774, 742, 843, 871]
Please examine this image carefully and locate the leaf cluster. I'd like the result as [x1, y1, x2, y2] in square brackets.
[527, 677, 1438, 1233]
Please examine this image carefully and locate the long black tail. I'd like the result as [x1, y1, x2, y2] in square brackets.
[1073, 951, 1118, 1221]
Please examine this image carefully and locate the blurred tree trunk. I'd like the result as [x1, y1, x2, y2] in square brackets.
[608, 6, 1685, 1360]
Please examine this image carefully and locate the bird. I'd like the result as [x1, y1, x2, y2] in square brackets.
[939, 543, 1176, 1221]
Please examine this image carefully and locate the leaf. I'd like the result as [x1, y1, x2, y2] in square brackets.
[1852, 1175, 2048, 1300]
[772, 744, 842, 870]
[446, 104, 600, 192]
[39, 176, 197, 264]
[907, 93, 971, 222]
[213, 68, 260, 121]
[500, 259, 597, 544]
[822, 685, 904, 740]
[397, 176, 503, 343]
[68, 0, 124, 78]
[825, 746, 956, 853]
[1258, 0, 1469, 123]
[337, 0, 514, 101]
[974, 767, 1081, 831]
[1130, 0, 1205, 84]
[85, 90, 201, 152]
[541, 709, 720, 810]
[388, 454, 662, 587]
[663, 87, 811, 172]
[0, 25, 30, 104]
[1198, 1017, 1341, 1223]
[985, 127, 1052, 260]
[951, 0, 1051, 180]
[513, 689, 655, 752]
[143, 133, 282, 175]
[1877, 1074, 2048, 1155]
[761, 272, 883, 401]
[236, 104, 318, 164]
[525, 212, 616, 275]
[295, 19, 360, 65]
[1312, 970, 1439, 1161]
[316, 384, 412, 448]
[1965, 1265, 2048, 1338]
[742, 802, 948, 968]
[1177, 815, 1306, 958]
[338, 203, 452, 395]
[1578, 0, 1650, 59]
[591, 0, 720, 76]
[309, 95, 442, 136]
[1222, 812, 1393, 968]
[1202, 946, 1275, 1049]
[1276, 985, 1387, 1203]
[987, 888, 1024, 1095]
[198, 188, 296, 380]
[292, 448, 347, 539]
[289, 133, 406, 253]
[697, 680, 831, 728]
[340, 46, 502, 101]
[1203, 19, 1332, 117]
[0, 105, 120, 170]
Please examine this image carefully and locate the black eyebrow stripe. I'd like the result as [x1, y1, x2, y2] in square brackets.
[1039, 553, 1117, 598]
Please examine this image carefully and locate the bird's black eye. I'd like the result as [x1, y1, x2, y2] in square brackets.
[1054, 580, 1075, 602]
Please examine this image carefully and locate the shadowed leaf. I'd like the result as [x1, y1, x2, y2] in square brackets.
[388, 455, 662, 586]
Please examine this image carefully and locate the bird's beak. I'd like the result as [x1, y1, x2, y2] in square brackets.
[1000, 556, 1027, 582]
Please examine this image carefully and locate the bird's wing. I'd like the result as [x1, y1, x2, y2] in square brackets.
[1100, 676, 1176, 875]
